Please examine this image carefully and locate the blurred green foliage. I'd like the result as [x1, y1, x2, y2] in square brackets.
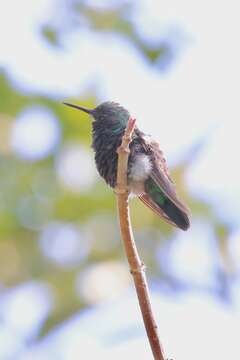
[42, 0, 171, 65]
[0, 0, 233, 340]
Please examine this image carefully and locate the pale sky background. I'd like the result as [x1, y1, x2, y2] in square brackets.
[0, 0, 240, 359]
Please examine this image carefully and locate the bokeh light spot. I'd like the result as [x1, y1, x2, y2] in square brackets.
[16, 195, 52, 230]
[161, 221, 217, 287]
[1, 282, 52, 339]
[39, 222, 90, 267]
[76, 261, 131, 304]
[56, 143, 97, 193]
[10, 107, 61, 160]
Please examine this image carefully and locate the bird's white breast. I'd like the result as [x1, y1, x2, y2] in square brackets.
[129, 154, 152, 181]
[128, 154, 152, 196]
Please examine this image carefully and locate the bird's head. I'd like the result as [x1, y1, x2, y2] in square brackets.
[63, 101, 130, 128]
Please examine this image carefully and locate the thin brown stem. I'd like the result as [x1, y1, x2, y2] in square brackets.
[115, 117, 166, 360]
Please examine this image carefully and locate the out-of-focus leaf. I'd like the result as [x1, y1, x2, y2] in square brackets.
[214, 223, 234, 274]
[0, 72, 32, 115]
[40, 2, 175, 69]
[42, 26, 60, 47]
[54, 184, 115, 222]
[39, 268, 85, 337]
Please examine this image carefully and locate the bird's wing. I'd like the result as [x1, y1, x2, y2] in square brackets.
[138, 134, 190, 216]
[139, 193, 178, 227]
[151, 138, 189, 214]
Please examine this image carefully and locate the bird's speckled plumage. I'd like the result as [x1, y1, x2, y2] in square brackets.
[64, 101, 190, 230]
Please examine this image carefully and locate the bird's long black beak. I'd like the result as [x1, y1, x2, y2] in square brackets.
[63, 102, 93, 115]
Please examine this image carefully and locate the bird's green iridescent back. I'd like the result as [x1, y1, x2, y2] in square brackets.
[110, 106, 130, 134]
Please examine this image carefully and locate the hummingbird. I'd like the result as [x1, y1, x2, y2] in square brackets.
[63, 101, 190, 230]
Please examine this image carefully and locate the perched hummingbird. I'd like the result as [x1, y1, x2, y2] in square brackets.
[63, 101, 190, 230]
